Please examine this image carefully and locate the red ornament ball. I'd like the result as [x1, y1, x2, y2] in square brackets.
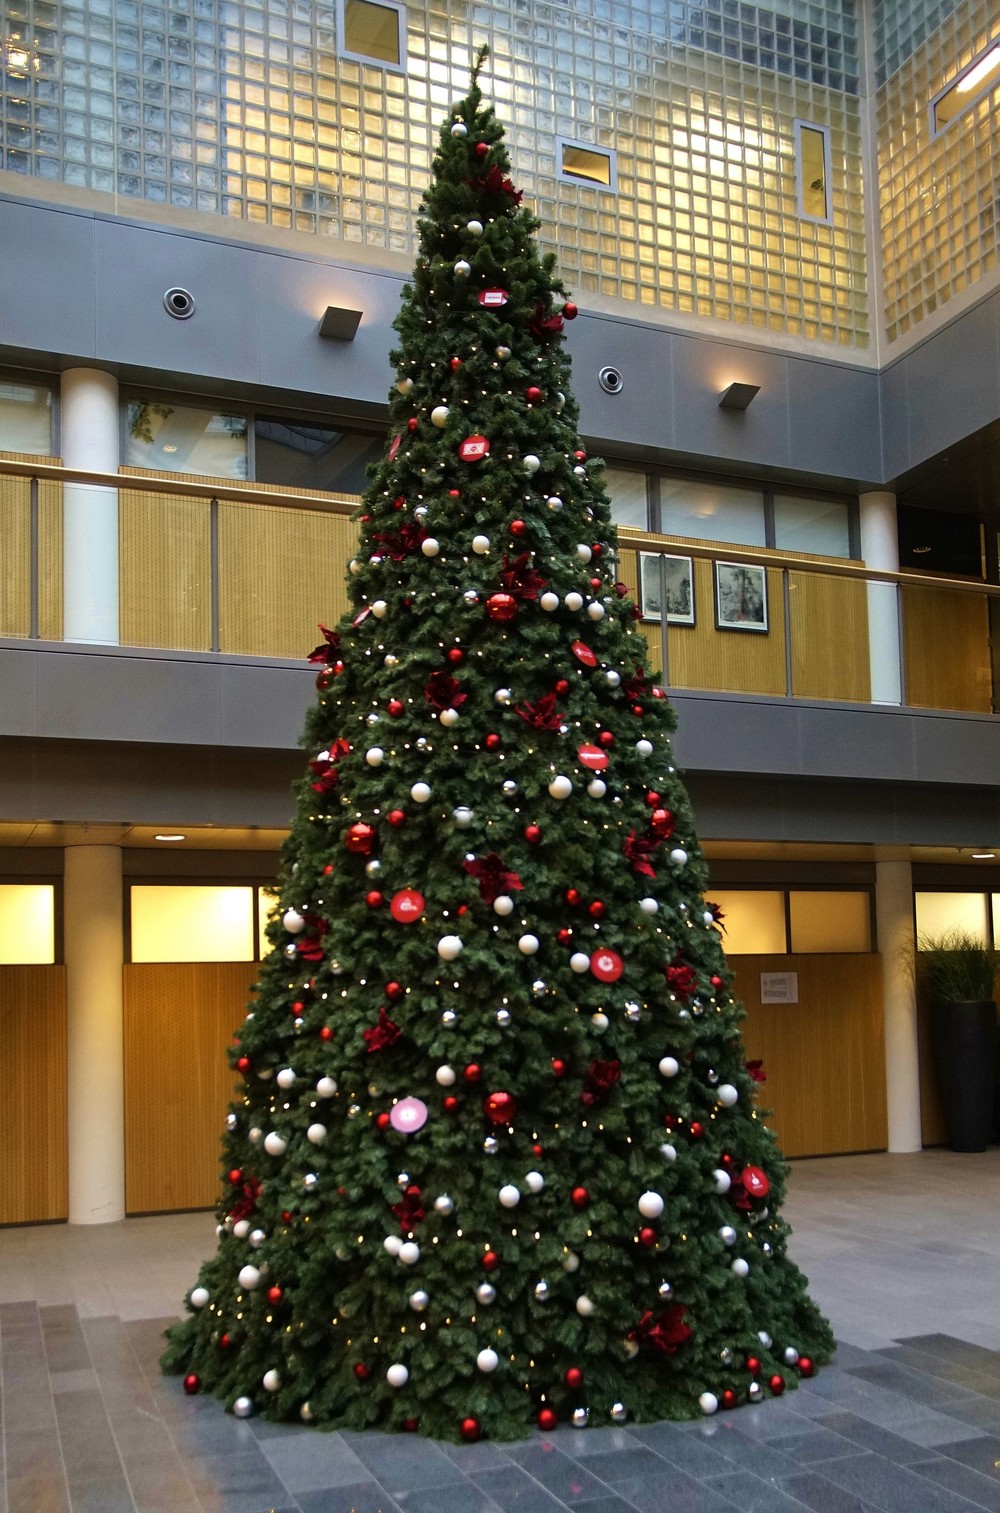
[662, 1114, 680, 1131]
[281, 1210, 293, 1223]
[387, 699, 404, 717]
[291, 1001, 305, 1016]
[485, 733, 502, 751]
[563, 301, 578, 319]
[571, 1186, 590, 1208]
[323, 862, 334, 874]
[592, 543, 603, 558]
[689, 1121, 706, 1140]
[555, 678, 570, 695]
[464, 1063, 482, 1083]
[183, 1373, 201, 1395]
[461, 1416, 482, 1440]
[483, 1090, 517, 1125]
[769, 1374, 786, 1396]
[574, 449, 587, 461]
[376, 1112, 391, 1130]
[645, 791, 661, 807]
[721, 1388, 739, 1409]
[387, 809, 406, 828]
[588, 900, 605, 919]
[598, 730, 614, 748]
[443, 1095, 459, 1112]
[525, 386, 543, 404]
[537, 1406, 558, 1431]
[353, 1363, 371, 1381]
[366, 890, 383, 908]
[386, 981, 404, 1000]
[482, 1250, 499, 1271]
[524, 824, 542, 844]
[798, 1356, 815, 1377]
[219, 1333, 232, 1350]
[745, 1356, 761, 1376]
[631, 704, 644, 717]
[450, 356, 462, 370]
[403, 1417, 420, 1431]
[551, 1058, 567, 1078]
[319, 1025, 334, 1042]
[474, 141, 489, 158]
[407, 417, 419, 432]
[532, 1142, 544, 1156]
[710, 974, 724, 990]
[345, 821, 377, 856]
[564, 1367, 584, 1389]
[650, 808, 675, 837]
[510, 518, 528, 536]
[267, 1286, 283, 1305]
[236, 1057, 250, 1074]
[228, 1169, 243, 1186]
[486, 591, 518, 623]
[638, 1227, 658, 1248]
[742, 1166, 770, 1200]
[557, 928, 573, 945]
[447, 647, 465, 665]
[565, 888, 582, 907]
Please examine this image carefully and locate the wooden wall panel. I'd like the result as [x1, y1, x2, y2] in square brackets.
[665, 558, 787, 695]
[0, 966, 68, 1224]
[902, 583, 991, 712]
[38, 476, 63, 641]
[789, 571, 870, 702]
[218, 501, 359, 659]
[0, 469, 30, 637]
[124, 962, 257, 1214]
[618, 548, 665, 675]
[120, 483, 212, 650]
[729, 953, 887, 1157]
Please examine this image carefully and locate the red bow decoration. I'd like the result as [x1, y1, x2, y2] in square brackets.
[425, 671, 467, 712]
[665, 960, 698, 999]
[629, 1305, 692, 1355]
[622, 666, 650, 702]
[500, 553, 548, 602]
[706, 901, 727, 933]
[463, 852, 523, 905]
[624, 829, 659, 878]
[362, 1006, 401, 1053]
[465, 165, 523, 202]
[230, 1174, 262, 1223]
[745, 1059, 766, 1083]
[372, 520, 428, 560]
[296, 915, 328, 963]
[308, 624, 342, 666]
[516, 691, 563, 730]
[581, 1058, 621, 1106]
[530, 302, 565, 342]
[309, 738, 351, 794]
[391, 1185, 425, 1233]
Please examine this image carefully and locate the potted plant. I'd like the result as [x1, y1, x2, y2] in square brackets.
[917, 929, 999, 1152]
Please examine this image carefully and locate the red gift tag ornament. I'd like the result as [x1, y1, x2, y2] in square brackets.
[390, 889, 425, 924]
[388, 434, 402, 461]
[478, 287, 510, 307]
[742, 1165, 770, 1200]
[577, 744, 609, 771]
[459, 434, 490, 462]
[389, 1097, 428, 1134]
[591, 948, 623, 982]
[572, 640, 598, 667]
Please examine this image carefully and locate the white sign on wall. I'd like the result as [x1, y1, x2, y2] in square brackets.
[760, 971, 799, 1004]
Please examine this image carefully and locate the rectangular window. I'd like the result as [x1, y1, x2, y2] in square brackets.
[932, 41, 1000, 134]
[338, 0, 405, 70]
[0, 884, 55, 964]
[789, 891, 871, 952]
[125, 399, 248, 479]
[130, 885, 255, 962]
[773, 494, 851, 558]
[557, 138, 617, 193]
[794, 121, 832, 225]
[0, 379, 53, 456]
[708, 889, 787, 954]
[254, 419, 383, 494]
[915, 891, 989, 945]
[660, 478, 766, 547]
[603, 466, 648, 529]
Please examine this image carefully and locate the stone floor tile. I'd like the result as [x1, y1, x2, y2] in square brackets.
[703, 1470, 824, 1512]
[909, 1457, 1000, 1512]
[4, 1428, 64, 1482]
[348, 1438, 465, 1495]
[808, 1410, 944, 1464]
[296, 1485, 403, 1513]
[49, 1368, 100, 1394]
[442, 1440, 513, 1473]
[6, 1472, 71, 1513]
[65, 1475, 138, 1513]
[469, 1465, 567, 1512]
[817, 1450, 990, 1512]
[932, 1435, 1000, 1481]
[260, 1432, 379, 1492]
[847, 1360, 977, 1408]
[766, 1425, 863, 1463]
[394, 1481, 503, 1513]
[549, 1428, 641, 1461]
[608, 1473, 738, 1513]
[500, 1441, 609, 1502]
[776, 1468, 882, 1512]
[679, 1423, 799, 1480]
[627, 1423, 734, 1478]
[556, 1445, 666, 1487]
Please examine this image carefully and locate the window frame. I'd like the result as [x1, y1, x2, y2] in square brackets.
[125, 879, 279, 963]
[793, 119, 833, 226]
[708, 884, 876, 954]
[555, 136, 618, 194]
[0, 875, 61, 964]
[336, 0, 406, 74]
[0, 366, 58, 458]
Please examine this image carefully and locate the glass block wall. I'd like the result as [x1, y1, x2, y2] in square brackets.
[876, 0, 1000, 342]
[0, 0, 867, 347]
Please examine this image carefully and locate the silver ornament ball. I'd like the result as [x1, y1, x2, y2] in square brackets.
[571, 1407, 590, 1428]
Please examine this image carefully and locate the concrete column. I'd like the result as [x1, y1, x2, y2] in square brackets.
[875, 858, 922, 1153]
[61, 367, 120, 645]
[859, 490, 902, 705]
[65, 845, 125, 1223]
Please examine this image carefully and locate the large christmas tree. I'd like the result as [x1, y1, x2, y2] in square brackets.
[163, 49, 834, 1440]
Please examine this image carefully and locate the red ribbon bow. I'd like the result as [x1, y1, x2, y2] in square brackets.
[500, 553, 548, 602]
[391, 1185, 425, 1233]
[308, 625, 342, 665]
[581, 1058, 621, 1106]
[629, 1305, 692, 1354]
[516, 691, 562, 730]
[463, 852, 523, 905]
[624, 829, 658, 878]
[530, 302, 565, 341]
[362, 1007, 401, 1053]
[230, 1175, 262, 1223]
[425, 672, 467, 712]
[665, 960, 698, 999]
[372, 521, 428, 560]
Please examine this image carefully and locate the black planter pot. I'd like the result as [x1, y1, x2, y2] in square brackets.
[931, 999, 999, 1153]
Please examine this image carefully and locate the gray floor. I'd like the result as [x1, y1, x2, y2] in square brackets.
[2, 1149, 1000, 1513]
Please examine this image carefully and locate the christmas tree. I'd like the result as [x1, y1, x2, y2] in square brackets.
[162, 48, 834, 1440]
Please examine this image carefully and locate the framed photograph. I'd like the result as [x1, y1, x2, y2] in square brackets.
[639, 553, 695, 626]
[714, 561, 768, 632]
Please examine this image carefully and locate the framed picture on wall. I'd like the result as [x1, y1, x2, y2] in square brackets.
[639, 553, 695, 625]
[714, 561, 768, 632]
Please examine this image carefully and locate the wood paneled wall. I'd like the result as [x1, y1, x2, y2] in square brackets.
[0, 966, 68, 1224]
[730, 953, 887, 1157]
[902, 582, 992, 712]
[788, 571, 870, 702]
[123, 962, 257, 1214]
[119, 468, 212, 650]
[0, 453, 62, 641]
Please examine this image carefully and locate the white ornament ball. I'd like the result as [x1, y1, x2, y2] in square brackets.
[525, 1171, 545, 1193]
[574, 464, 586, 477]
[238, 1265, 261, 1291]
[591, 1012, 609, 1030]
[587, 778, 606, 798]
[299, 1401, 314, 1422]
[548, 775, 572, 799]
[387, 1363, 409, 1387]
[249, 1127, 262, 1144]
[303, 1173, 318, 1190]
[439, 706, 459, 727]
[639, 897, 659, 914]
[731, 1258, 750, 1278]
[306, 1123, 327, 1145]
[264, 1132, 287, 1157]
[399, 1242, 421, 1266]
[383, 1235, 403, 1256]
[409, 1290, 429, 1311]
[435, 1065, 456, 1087]
[411, 781, 432, 803]
[522, 454, 541, 474]
[638, 1191, 665, 1219]
[233, 1219, 251, 1240]
[569, 952, 590, 973]
[476, 1282, 496, 1304]
[467, 218, 484, 235]
[365, 747, 384, 767]
[396, 376, 414, 394]
[562, 1250, 580, 1272]
[262, 1369, 281, 1392]
[659, 1057, 680, 1078]
[349, 557, 362, 574]
[670, 848, 689, 866]
[498, 1184, 521, 1208]
[437, 935, 463, 960]
[717, 1083, 739, 1107]
[636, 739, 654, 757]
[316, 1076, 337, 1098]
[546, 495, 563, 511]
[276, 1067, 296, 1089]
[431, 405, 450, 428]
[472, 534, 490, 554]
[719, 1225, 737, 1247]
[453, 807, 474, 827]
[450, 121, 468, 137]
[660, 1142, 677, 1162]
[453, 259, 471, 277]
[477, 1348, 499, 1373]
[699, 1392, 719, 1416]
[576, 544, 593, 564]
[493, 895, 514, 916]
[249, 1229, 265, 1248]
[576, 1295, 595, 1317]
[371, 599, 388, 619]
[282, 909, 305, 934]
[421, 537, 440, 557]
[518, 934, 540, 955]
[606, 670, 621, 687]
[434, 1194, 455, 1215]
[564, 591, 583, 612]
[233, 1396, 254, 1418]
[784, 1347, 800, 1365]
[758, 1331, 772, 1348]
[496, 345, 512, 360]
[712, 1169, 732, 1194]
[555, 391, 566, 411]
[189, 1287, 210, 1309]
[587, 601, 605, 621]
[540, 591, 559, 612]
[494, 687, 512, 704]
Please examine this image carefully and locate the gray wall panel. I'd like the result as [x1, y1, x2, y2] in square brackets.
[888, 299, 1000, 476]
[784, 359, 882, 485]
[567, 315, 676, 452]
[34, 646, 223, 746]
[219, 662, 314, 749]
[0, 199, 96, 360]
[669, 333, 791, 472]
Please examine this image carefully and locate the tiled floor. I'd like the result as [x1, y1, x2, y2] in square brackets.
[2, 1150, 1000, 1513]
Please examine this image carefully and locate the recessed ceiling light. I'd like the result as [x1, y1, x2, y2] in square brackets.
[154, 833, 186, 842]
[972, 852, 996, 860]
[912, 545, 932, 553]
[162, 444, 178, 453]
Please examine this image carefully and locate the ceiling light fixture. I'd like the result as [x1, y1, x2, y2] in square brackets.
[154, 833, 186, 842]
[972, 851, 996, 860]
[718, 381, 760, 411]
[956, 42, 1000, 95]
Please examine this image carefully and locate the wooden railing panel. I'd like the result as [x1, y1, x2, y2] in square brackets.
[124, 962, 257, 1213]
[789, 571, 870, 702]
[729, 953, 887, 1157]
[0, 966, 68, 1224]
[120, 468, 212, 650]
[38, 475, 63, 641]
[902, 583, 991, 713]
[0, 468, 30, 638]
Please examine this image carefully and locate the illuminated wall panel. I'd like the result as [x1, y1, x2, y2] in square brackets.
[789, 890, 871, 953]
[130, 885, 254, 963]
[709, 889, 786, 955]
[0, 885, 55, 965]
[914, 890, 989, 944]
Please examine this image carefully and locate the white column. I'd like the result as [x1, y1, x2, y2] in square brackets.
[65, 845, 125, 1223]
[61, 367, 120, 645]
[875, 858, 922, 1153]
[859, 490, 902, 705]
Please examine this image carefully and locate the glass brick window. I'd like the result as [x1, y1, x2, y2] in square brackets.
[0, 376, 53, 455]
[125, 399, 248, 479]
